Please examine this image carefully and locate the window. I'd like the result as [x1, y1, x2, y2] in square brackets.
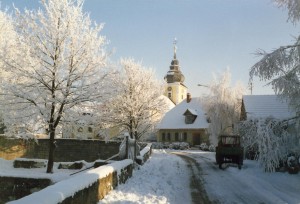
[167, 133, 171, 141]
[185, 115, 196, 124]
[88, 127, 93, 133]
[175, 132, 179, 141]
[162, 133, 166, 142]
[168, 92, 172, 98]
[183, 132, 187, 141]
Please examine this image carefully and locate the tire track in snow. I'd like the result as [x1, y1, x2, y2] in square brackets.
[173, 152, 216, 204]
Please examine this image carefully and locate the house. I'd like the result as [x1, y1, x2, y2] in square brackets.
[156, 93, 209, 146]
[62, 112, 100, 139]
[240, 95, 296, 120]
[240, 95, 299, 141]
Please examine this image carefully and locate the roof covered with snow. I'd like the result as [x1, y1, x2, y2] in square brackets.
[157, 97, 208, 130]
[243, 95, 296, 120]
[159, 95, 176, 110]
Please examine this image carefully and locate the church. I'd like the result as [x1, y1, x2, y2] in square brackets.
[156, 42, 209, 146]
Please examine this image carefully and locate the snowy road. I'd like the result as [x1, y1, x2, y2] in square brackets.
[99, 150, 300, 204]
[182, 151, 300, 204]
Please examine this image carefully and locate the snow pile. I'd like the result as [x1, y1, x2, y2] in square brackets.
[8, 159, 133, 204]
[99, 150, 191, 204]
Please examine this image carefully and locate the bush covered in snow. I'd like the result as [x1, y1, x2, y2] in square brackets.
[208, 144, 215, 152]
[200, 143, 209, 151]
[169, 142, 189, 150]
[151, 142, 189, 150]
[239, 117, 300, 172]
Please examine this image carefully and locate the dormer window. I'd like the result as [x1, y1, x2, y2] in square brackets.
[183, 109, 197, 124]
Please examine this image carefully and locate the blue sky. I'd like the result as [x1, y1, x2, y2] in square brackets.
[1, 0, 299, 97]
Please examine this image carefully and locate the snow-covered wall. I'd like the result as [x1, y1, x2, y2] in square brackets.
[8, 159, 133, 204]
[137, 143, 152, 164]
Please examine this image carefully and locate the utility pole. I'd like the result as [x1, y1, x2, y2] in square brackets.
[249, 82, 253, 95]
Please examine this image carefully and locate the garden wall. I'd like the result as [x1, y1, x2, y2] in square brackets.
[8, 159, 134, 204]
[0, 177, 51, 204]
[0, 136, 120, 162]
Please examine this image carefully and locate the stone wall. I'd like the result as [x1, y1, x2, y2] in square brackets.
[9, 160, 134, 204]
[0, 136, 120, 162]
[0, 177, 51, 204]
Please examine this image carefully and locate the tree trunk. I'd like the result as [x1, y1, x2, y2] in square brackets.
[46, 126, 55, 173]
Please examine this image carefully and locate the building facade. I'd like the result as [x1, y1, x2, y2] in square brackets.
[156, 94, 209, 146]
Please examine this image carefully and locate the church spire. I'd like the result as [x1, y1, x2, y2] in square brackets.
[164, 39, 185, 83]
[173, 38, 177, 59]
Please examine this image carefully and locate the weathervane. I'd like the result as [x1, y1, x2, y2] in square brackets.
[173, 38, 177, 59]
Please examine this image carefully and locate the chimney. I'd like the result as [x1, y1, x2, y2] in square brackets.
[187, 93, 191, 103]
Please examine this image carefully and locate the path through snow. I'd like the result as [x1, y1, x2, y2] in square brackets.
[99, 149, 191, 204]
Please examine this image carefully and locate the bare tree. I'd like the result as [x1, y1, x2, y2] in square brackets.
[0, 0, 110, 173]
[202, 69, 245, 146]
[104, 58, 168, 140]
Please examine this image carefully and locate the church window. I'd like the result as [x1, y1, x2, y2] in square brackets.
[183, 132, 187, 141]
[167, 133, 171, 141]
[162, 133, 166, 141]
[175, 132, 179, 141]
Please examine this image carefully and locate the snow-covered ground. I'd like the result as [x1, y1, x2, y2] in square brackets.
[0, 158, 81, 182]
[99, 149, 191, 204]
[186, 150, 300, 204]
[100, 149, 300, 204]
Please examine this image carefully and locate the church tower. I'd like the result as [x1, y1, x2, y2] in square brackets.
[164, 40, 187, 105]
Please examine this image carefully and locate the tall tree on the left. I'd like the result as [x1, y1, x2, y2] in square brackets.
[0, 10, 15, 134]
[0, 0, 110, 173]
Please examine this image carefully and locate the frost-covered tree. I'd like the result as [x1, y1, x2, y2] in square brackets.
[239, 117, 298, 172]
[104, 58, 167, 141]
[0, 10, 17, 134]
[0, 0, 110, 173]
[202, 69, 245, 146]
[250, 0, 300, 112]
[246, 0, 300, 172]
[273, 0, 300, 24]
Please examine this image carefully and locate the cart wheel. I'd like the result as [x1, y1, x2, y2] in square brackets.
[219, 163, 223, 169]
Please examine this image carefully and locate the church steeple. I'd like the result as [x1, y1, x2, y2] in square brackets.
[173, 38, 177, 59]
[164, 39, 187, 105]
[164, 39, 185, 84]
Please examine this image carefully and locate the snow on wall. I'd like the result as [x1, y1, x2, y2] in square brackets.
[139, 143, 152, 157]
[8, 159, 133, 204]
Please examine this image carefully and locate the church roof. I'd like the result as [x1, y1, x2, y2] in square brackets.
[157, 97, 209, 130]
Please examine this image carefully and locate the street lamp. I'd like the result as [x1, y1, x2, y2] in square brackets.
[197, 83, 209, 88]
